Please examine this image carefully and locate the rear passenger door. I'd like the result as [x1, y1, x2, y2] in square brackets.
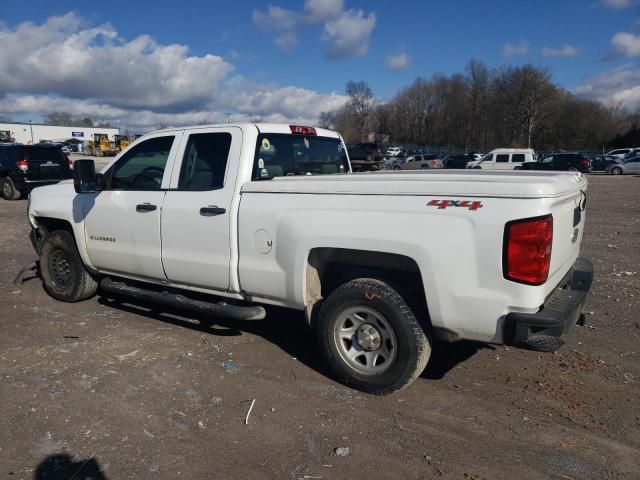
[160, 127, 242, 291]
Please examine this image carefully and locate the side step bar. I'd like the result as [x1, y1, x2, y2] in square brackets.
[100, 277, 266, 321]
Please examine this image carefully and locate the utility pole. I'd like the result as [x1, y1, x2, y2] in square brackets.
[225, 112, 231, 124]
[29, 120, 34, 144]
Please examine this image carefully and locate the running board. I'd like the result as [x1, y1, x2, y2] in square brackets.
[100, 277, 266, 321]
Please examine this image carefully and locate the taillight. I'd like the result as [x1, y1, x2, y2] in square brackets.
[289, 125, 317, 135]
[68, 156, 73, 169]
[580, 159, 589, 167]
[17, 159, 28, 173]
[503, 215, 553, 285]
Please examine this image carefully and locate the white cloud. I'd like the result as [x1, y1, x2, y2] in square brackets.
[304, 0, 344, 21]
[274, 32, 298, 51]
[0, 14, 349, 132]
[502, 40, 529, 58]
[541, 44, 580, 57]
[599, 0, 639, 8]
[323, 10, 376, 59]
[609, 32, 640, 57]
[575, 64, 640, 109]
[252, 2, 376, 60]
[384, 52, 411, 70]
[251, 5, 299, 31]
[0, 12, 233, 110]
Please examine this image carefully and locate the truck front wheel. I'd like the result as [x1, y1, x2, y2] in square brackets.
[316, 278, 431, 394]
[40, 230, 98, 302]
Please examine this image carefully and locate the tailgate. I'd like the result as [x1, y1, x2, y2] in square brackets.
[25, 148, 72, 180]
[546, 186, 588, 291]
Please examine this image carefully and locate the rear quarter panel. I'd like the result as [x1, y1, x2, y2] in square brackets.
[238, 189, 586, 343]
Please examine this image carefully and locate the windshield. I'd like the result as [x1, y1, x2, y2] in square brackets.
[253, 134, 349, 179]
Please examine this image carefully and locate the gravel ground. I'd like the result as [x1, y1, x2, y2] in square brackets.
[0, 174, 638, 479]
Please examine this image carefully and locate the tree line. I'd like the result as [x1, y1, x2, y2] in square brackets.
[322, 60, 640, 152]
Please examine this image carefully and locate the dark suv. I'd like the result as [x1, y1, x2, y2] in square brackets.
[347, 143, 386, 171]
[520, 153, 590, 173]
[0, 144, 73, 200]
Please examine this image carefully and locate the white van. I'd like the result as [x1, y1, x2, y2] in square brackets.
[469, 148, 536, 170]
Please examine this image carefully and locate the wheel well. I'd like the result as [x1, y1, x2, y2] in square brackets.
[35, 217, 74, 235]
[32, 217, 74, 254]
[306, 247, 430, 328]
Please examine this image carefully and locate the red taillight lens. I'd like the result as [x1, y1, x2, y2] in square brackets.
[68, 156, 73, 169]
[17, 159, 28, 172]
[289, 125, 317, 135]
[504, 215, 553, 285]
[580, 159, 589, 166]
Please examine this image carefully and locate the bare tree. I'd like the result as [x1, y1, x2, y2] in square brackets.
[318, 111, 336, 129]
[346, 81, 374, 133]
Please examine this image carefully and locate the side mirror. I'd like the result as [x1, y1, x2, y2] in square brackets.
[73, 159, 98, 193]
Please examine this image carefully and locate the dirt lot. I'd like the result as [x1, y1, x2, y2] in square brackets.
[0, 175, 638, 479]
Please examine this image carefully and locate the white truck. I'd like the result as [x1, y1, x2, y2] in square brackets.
[27, 123, 593, 394]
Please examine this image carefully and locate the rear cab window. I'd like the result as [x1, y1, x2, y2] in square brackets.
[511, 154, 525, 163]
[253, 133, 349, 179]
[496, 154, 510, 163]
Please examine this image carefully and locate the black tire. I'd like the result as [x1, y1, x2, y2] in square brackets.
[40, 229, 98, 302]
[393, 166, 401, 171]
[316, 278, 431, 394]
[1, 177, 22, 200]
[421, 164, 430, 170]
[611, 167, 622, 175]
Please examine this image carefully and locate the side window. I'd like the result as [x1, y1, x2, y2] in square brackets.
[481, 154, 493, 163]
[496, 154, 509, 163]
[542, 155, 554, 164]
[178, 133, 232, 191]
[108, 136, 174, 191]
[512, 154, 525, 163]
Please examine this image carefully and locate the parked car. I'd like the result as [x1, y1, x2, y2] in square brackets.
[606, 155, 640, 175]
[468, 148, 536, 170]
[622, 148, 640, 160]
[0, 143, 73, 200]
[386, 146, 404, 157]
[401, 153, 444, 170]
[520, 153, 590, 173]
[589, 155, 619, 171]
[385, 156, 406, 170]
[605, 148, 634, 159]
[444, 154, 474, 169]
[347, 142, 386, 171]
[27, 122, 592, 394]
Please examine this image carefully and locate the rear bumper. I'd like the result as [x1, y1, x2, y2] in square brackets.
[505, 257, 593, 349]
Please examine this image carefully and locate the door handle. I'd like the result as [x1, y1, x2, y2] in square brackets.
[136, 203, 157, 212]
[200, 206, 226, 216]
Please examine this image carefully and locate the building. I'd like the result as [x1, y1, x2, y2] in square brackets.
[0, 122, 119, 145]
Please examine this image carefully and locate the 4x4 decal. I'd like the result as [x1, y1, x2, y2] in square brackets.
[427, 199, 483, 211]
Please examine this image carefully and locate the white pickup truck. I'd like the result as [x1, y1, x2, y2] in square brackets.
[27, 123, 593, 394]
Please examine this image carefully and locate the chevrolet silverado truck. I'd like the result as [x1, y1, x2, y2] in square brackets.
[26, 123, 593, 394]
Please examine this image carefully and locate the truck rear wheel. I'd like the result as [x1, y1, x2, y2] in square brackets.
[316, 278, 431, 394]
[1, 177, 21, 200]
[40, 230, 98, 302]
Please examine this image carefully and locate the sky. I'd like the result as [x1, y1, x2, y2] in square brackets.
[1, 0, 639, 132]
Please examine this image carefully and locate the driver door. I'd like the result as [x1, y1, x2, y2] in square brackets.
[82, 131, 183, 280]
